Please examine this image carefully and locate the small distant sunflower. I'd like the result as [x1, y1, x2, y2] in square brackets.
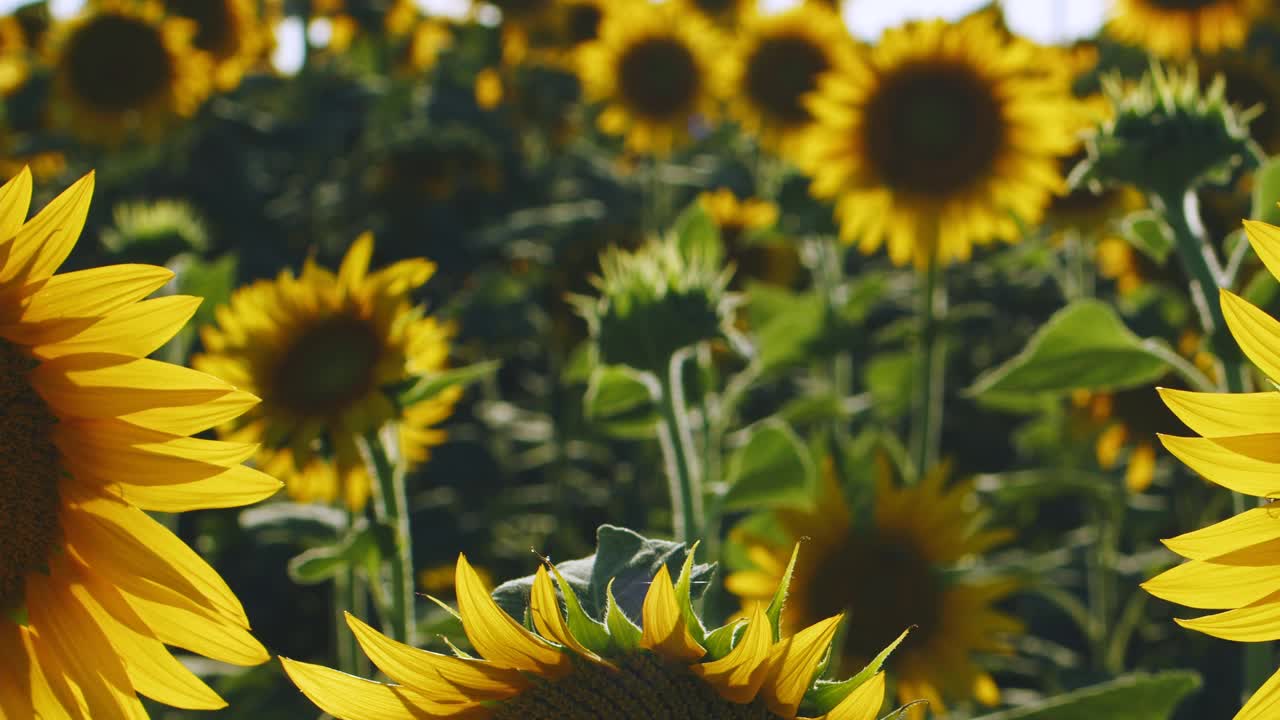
[700, 188, 801, 288]
[193, 234, 461, 511]
[729, 461, 1020, 714]
[1072, 379, 1190, 493]
[802, 16, 1078, 267]
[721, 4, 855, 157]
[1093, 235, 1153, 295]
[0, 169, 276, 716]
[48, 0, 212, 145]
[0, 15, 27, 95]
[577, 2, 723, 154]
[283, 552, 894, 720]
[402, 17, 453, 73]
[1107, 0, 1266, 58]
[162, 0, 269, 91]
[1144, 218, 1280, 720]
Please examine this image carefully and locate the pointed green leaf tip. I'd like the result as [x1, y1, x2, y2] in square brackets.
[604, 578, 641, 652]
[674, 541, 707, 644]
[394, 359, 500, 408]
[548, 561, 611, 655]
[767, 543, 801, 643]
[805, 627, 911, 712]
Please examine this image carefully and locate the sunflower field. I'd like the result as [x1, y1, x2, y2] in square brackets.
[10, 0, 1280, 717]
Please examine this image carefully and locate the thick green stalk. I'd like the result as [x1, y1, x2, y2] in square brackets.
[334, 563, 360, 674]
[909, 258, 947, 482]
[657, 350, 703, 543]
[362, 429, 415, 646]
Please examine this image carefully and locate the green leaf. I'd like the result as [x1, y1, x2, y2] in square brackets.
[971, 671, 1201, 720]
[749, 286, 826, 373]
[548, 563, 612, 655]
[723, 420, 817, 511]
[673, 544, 706, 644]
[766, 544, 800, 642]
[702, 619, 746, 660]
[805, 627, 910, 712]
[394, 360, 500, 408]
[865, 352, 914, 419]
[671, 202, 724, 267]
[287, 521, 396, 585]
[172, 253, 236, 329]
[1120, 210, 1173, 263]
[967, 300, 1173, 396]
[584, 365, 659, 439]
[1252, 154, 1280, 225]
[238, 502, 347, 544]
[605, 579, 642, 651]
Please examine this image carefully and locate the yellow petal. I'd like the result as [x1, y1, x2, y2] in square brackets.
[530, 566, 604, 662]
[0, 171, 93, 285]
[279, 658, 476, 720]
[454, 553, 569, 676]
[105, 464, 282, 512]
[760, 614, 844, 717]
[35, 295, 201, 359]
[1221, 289, 1280, 382]
[1125, 443, 1156, 493]
[1144, 554, 1280, 610]
[640, 563, 706, 663]
[32, 354, 246, 421]
[692, 602, 772, 703]
[0, 623, 36, 719]
[339, 232, 374, 293]
[113, 578, 269, 667]
[1237, 666, 1280, 720]
[1243, 220, 1280, 285]
[1158, 434, 1280, 496]
[814, 671, 886, 720]
[0, 166, 32, 243]
[1164, 507, 1280, 561]
[345, 613, 525, 702]
[13, 263, 173, 327]
[122, 388, 259, 436]
[1096, 423, 1127, 469]
[1158, 388, 1280, 438]
[1177, 592, 1280, 641]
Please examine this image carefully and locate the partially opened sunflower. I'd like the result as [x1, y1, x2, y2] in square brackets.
[162, 0, 270, 91]
[1145, 218, 1280, 720]
[283, 552, 895, 720]
[0, 168, 278, 716]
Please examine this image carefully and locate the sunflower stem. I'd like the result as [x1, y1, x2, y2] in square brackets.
[657, 348, 703, 544]
[362, 429, 416, 646]
[909, 256, 947, 482]
[334, 559, 361, 675]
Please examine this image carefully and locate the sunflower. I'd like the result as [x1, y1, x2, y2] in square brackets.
[677, 0, 750, 27]
[1072, 378, 1191, 493]
[1144, 218, 1280, 720]
[577, 1, 723, 154]
[801, 15, 1079, 267]
[0, 15, 27, 96]
[403, 16, 453, 73]
[162, 0, 269, 91]
[721, 4, 855, 158]
[48, 0, 212, 145]
[699, 188, 802, 288]
[193, 234, 460, 512]
[282, 552, 894, 720]
[1107, 0, 1266, 58]
[0, 169, 277, 716]
[728, 461, 1020, 715]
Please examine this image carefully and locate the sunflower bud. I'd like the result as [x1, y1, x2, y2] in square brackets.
[574, 237, 746, 376]
[1071, 63, 1262, 201]
[100, 199, 208, 264]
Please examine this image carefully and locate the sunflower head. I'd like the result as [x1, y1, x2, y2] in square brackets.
[49, 0, 213, 145]
[802, 15, 1079, 267]
[1108, 0, 1266, 58]
[728, 458, 1020, 714]
[0, 168, 276, 716]
[677, 0, 750, 27]
[282, 529, 901, 720]
[99, 198, 209, 264]
[1072, 64, 1261, 200]
[0, 15, 28, 95]
[193, 234, 460, 511]
[1073, 378, 1189, 492]
[574, 236, 744, 376]
[577, 2, 723, 154]
[162, 0, 268, 91]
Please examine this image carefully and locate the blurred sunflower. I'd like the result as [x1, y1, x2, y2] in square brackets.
[283, 553, 893, 720]
[0, 15, 27, 95]
[1144, 219, 1280, 720]
[802, 15, 1078, 267]
[577, 1, 722, 154]
[48, 0, 212, 145]
[193, 233, 461, 511]
[699, 188, 802, 288]
[162, 0, 269, 91]
[514, 0, 608, 67]
[721, 4, 855, 157]
[1072, 378, 1190, 493]
[402, 16, 453, 73]
[1093, 235, 1153, 296]
[729, 461, 1020, 715]
[677, 0, 750, 27]
[1107, 0, 1265, 58]
[0, 169, 276, 716]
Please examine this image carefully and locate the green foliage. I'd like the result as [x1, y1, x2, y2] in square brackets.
[972, 672, 1201, 720]
[722, 420, 817, 511]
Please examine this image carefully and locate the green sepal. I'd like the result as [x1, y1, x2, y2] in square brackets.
[674, 541, 707, 645]
[702, 618, 746, 660]
[604, 579, 641, 652]
[766, 543, 801, 642]
[549, 563, 611, 655]
[392, 360, 500, 409]
[442, 635, 478, 660]
[804, 627, 911, 712]
[4, 604, 28, 627]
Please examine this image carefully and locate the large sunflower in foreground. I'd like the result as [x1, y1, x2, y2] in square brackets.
[0, 169, 277, 716]
[801, 15, 1078, 267]
[1144, 219, 1280, 720]
[163, 0, 269, 91]
[577, 1, 722, 154]
[48, 0, 212, 145]
[729, 462, 1020, 715]
[1107, 0, 1265, 58]
[193, 234, 460, 511]
[721, 4, 855, 158]
[283, 552, 894, 720]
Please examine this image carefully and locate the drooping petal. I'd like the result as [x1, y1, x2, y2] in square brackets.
[530, 565, 605, 663]
[1144, 554, 1280, 610]
[0, 171, 93, 286]
[279, 658, 465, 720]
[759, 614, 844, 717]
[813, 672, 886, 720]
[692, 602, 773, 703]
[1158, 388, 1280, 438]
[1158, 435, 1280, 497]
[1237, 666, 1280, 720]
[1163, 508, 1280, 561]
[454, 553, 569, 676]
[32, 353, 247, 421]
[1221, 289, 1280, 383]
[35, 295, 201, 359]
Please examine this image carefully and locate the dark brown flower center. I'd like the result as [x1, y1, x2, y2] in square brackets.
[565, 3, 602, 46]
[0, 340, 63, 614]
[693, 0, 738, 16]
[863, 62, 1005, 197]
[491, 652, 786, 719]
[164, 0, 236, 59]
[1148, 0, 1220, 9]
[62, 13, 173, 113]
[268, 313, 383, 417]
[744, 33, 831, 127]
[617, 36, 699, 121]
[494, 0, 555, 21]
[806, 531, 942, 665]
